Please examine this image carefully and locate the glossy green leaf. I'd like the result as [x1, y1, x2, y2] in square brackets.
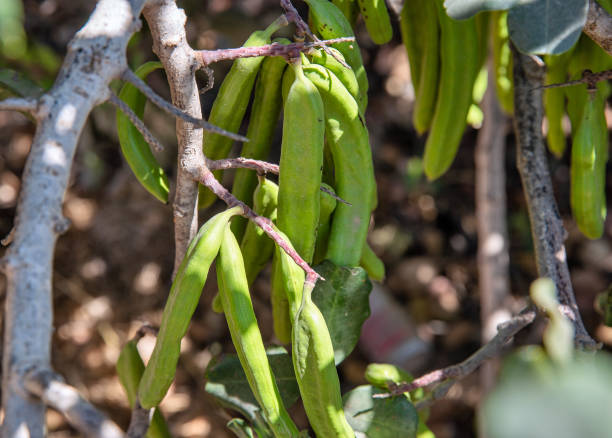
[312, 260, 372, 365]
[204, 346, 299, 424]
[343, 385, 418, 438]
[116, 61, 170, 203]
[508, 0, 588, 54]
[444, 0, 524, 19]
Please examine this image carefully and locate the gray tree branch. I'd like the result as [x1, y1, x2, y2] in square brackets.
[0, 0, 146, 434]
[23, 368, 125, 438]
[511, 47, 598, 350]
[142, 0, 205, 276]
[585, 0, 612, 56]
[476, 62, 511, 392]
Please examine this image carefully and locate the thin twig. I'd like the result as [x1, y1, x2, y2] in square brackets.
[375, 309, 537, 398]
[195, 166, 323, 286]
[206, 157, 351, 205]
[121, 68, 249, 143]
[584, 0, 612, 56]
[207, 157, 280, 173]
[109, 91, 164, 152]
[195, 38, 355, 66]
[0, 97, 38, 114]
[24, 368, 125, 438]
[536, 68, 612, 90]
[511, 46, 598, 350]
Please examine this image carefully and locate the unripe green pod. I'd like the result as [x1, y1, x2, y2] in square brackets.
[277, 64, 325, 263]
[570, 92, 607, 239]
[357, 0, 393, 45]
[199, 18, 285, 209]
[359, 243, 385, 282]
[313, 183, 338, 265]
[301, 64, 376, 267]
[217, 226, 299, 437]
[332, 0, 359, 26]
[401, 0, 440, 134]
[230, 39, 289, 240]
[423, 0, 480, 180]
[138, 206, 242, 408]
[308, 48, 360, 114]
[304, 0, 368, 113]
[241, 177, 279, 285]
[116, 62, 170, 203]
[116, 340, 171, 438]
[491, 11, 514, 115]
[292, 283, 355, 437]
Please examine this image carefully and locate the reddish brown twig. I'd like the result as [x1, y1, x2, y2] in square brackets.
[375, 309, 536, 398]
[195, 37, 355, 66]
[196, 166, 323, 286]
[536, 68, 612, 90]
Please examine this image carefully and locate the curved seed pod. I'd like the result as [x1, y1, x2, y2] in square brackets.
[308, 47, 360, 112]
[277, 64, 325, 263]
[199, 18, 285, 209]
[401, 0, 440, 134]
[116, 340, 171, 438]
[301, 64, 376, 267]
[116, 61, 170, 203]
[313, 183, 338, 265]
[270, 229, 306, 344]
[357, 0, 393, 45]
[359, 242, 385, 282]
[217, 226, 299, 437]
[292, 282, 355, 438]
[332, 0, 359, 26]
[570, 91, 607, 239]
[241, 177, 279, 285]
[138, 206, 243, 408]
[491, 11, 514, 115]
[304, 0, 368, 113]
[230, 39, 289, 240]
[423, 0, 480, 180]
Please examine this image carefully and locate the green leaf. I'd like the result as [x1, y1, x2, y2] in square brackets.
[0, 68, 44, 99]
[444, 0, 524, 19]
[343, 385, 418, 438]
[227, 418, 257, 438]
[204, 346, 299, 425]
[483, 352, 612, 438]
[312, 261, 372, 365]
[508, 0, 588, 55]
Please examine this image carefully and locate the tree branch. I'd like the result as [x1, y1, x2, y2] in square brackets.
[142, 0, 205, 276]
[24, 368, 125, 438]
[195, 37, 355, 65]
[476, 61, 511, 391]
[121, 68, 249, 143]
[194, 166, 322, 286]
[584, 0, 612, 56]
[207, 157, 280, 174]
[377, 309, 537, 398]
[511, 47, 598, 350]
[1, 0, 145, 434]
[0, 97, 39, 114]
[109, 91, 164, 152]
[126, 402, 152, 438]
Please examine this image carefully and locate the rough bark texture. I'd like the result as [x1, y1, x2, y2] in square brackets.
[511, 47, 597, 350]
[585, 0, 612, 56]
[476, 65, 511, 392]
[1, 0, 145, 434]
[143, 0, 202, 276]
